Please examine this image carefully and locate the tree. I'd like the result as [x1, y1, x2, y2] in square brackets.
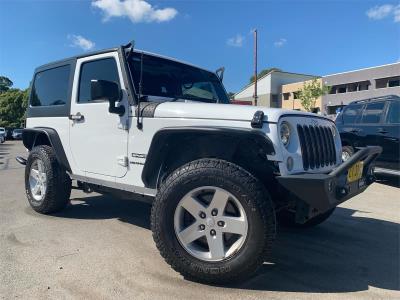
[0, 88, 29, 127]
[227, 92, 235, 100]
[250, 68, 282, 83]
[297, 78, 330, 112]
[0, 76, 13, 93]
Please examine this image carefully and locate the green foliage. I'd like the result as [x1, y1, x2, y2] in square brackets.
[0, 76, 13, 93]
[297, 78, 330, 112]
[227, 92, 235, 100]
[0, 88, 29, 127]
[250, 68, 282, 83]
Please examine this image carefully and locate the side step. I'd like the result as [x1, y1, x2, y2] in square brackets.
[16, 156, 27, 165]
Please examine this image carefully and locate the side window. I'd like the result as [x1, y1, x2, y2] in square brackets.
[78, 58, 120, 103]
[360, 102, 385, 124]
[342, 104, 363, 124]
[386, 101, 400, 124]
[31, 65, 70, 107]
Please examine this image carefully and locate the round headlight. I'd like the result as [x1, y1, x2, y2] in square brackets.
[280, 122, 291, 147]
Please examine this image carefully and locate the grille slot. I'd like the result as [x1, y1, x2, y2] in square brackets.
[297, 124, 336, 170]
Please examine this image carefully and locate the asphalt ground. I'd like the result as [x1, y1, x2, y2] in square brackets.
[1, 140, 399, 299]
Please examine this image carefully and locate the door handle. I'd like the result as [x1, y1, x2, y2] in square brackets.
[69, 113, 84, 121]
[377, 128, 388, 134]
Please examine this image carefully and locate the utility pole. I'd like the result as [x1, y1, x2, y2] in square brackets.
[253, 29, 258, 106]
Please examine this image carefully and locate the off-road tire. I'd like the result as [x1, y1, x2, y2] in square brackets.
[25, 145, 71, 214]
[151, 158, 276, 284]
[278, 208, 335, 228]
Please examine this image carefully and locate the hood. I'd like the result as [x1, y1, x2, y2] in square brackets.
[153, 102, 330, 123]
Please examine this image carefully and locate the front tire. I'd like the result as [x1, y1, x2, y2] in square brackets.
[25, 145, 71, 214]
[151, 159, 276, 284]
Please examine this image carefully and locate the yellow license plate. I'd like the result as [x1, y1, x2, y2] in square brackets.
[347, 161, 364, 183]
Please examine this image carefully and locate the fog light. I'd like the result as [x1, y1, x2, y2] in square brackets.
[287, 156, 294, 171]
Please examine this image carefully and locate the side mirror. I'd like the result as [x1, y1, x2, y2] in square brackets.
[90, 79, 125, 116]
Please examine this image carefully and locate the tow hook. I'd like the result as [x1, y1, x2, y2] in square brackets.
[16, 156, 27, 165]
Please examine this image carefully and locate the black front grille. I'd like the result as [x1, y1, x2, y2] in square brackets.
[297, 124, 336, 170]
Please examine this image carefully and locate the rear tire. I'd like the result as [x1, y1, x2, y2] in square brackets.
[151, 159, 276, 284]
[25, 145, 71, 214]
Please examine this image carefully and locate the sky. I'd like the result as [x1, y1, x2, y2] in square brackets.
[0, 0, 399, 93]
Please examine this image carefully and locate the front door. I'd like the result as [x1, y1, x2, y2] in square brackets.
[69, 52, 129, 178]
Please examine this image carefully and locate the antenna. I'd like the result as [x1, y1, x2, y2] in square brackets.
[253, 29, 258, 106]
[136, 52, 144, 129]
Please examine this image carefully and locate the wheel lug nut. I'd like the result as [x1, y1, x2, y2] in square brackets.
[210, 229, 216, 236]
[199, 212, 206, 219]
[217, 221, 225, 227]
[211, 209, 218, 216]
[199, 224, 205, 230]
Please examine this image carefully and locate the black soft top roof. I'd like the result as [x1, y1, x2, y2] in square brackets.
[35, 47, 119, 73]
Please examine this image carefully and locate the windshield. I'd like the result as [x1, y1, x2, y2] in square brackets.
[129, 52, 229, 104]
[14, 129, 22, 133]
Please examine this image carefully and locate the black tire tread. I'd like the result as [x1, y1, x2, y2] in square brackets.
[25, 145, 71, 214]
[151, 158, 276, 284]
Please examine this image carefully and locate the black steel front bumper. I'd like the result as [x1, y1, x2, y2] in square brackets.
[277, 146, 382, 214]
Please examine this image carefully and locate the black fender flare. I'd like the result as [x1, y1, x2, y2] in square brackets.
[141, 126, 276, 188]
[22, 127, 71, 172]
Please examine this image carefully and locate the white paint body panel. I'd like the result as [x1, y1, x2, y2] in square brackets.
[25, 50, 342, 197]
[69, 52, 129, 179]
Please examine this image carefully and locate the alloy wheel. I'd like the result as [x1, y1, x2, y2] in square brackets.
[173, 186, 248, 262]
[29, 159, 47, 201]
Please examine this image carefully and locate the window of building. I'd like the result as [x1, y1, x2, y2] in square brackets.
[358, 81, 370, 91]
[30, 65, 70, 107]
[360, 102, 385, 123]
[376, 78, 387, 89]
[342, 104, 363, 124]
[293, 91, 300, 99]
[386, 101, 400, 124]
[376, 76, 400, 89]
[347, 83, 358, 92]
[337, 86, 346, 93]
[283, 93, 290, 100]
[329, 86, 337, 94]
[78, 58, 120, 103]
[388, 77, 400, 87]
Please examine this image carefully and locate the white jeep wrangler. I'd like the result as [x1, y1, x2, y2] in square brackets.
[19, 42, 381, 284]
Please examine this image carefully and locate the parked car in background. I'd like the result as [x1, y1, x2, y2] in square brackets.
[12, 128, 23, 140]
[0, 127, 5, 143]
[336, 95, 400, 176]
[5, 128, 13, 140]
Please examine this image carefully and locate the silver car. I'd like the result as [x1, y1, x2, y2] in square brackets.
[0, 127, 5, 143]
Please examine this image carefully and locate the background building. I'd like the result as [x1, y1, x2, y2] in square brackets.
[234, 70, 315, 108]
[280, 62, 400, 117]
[322, 62, 400, 115]
[281, 78, 322, 111]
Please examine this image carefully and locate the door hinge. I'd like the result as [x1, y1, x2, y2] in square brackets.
[117, 155, 129, 167]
